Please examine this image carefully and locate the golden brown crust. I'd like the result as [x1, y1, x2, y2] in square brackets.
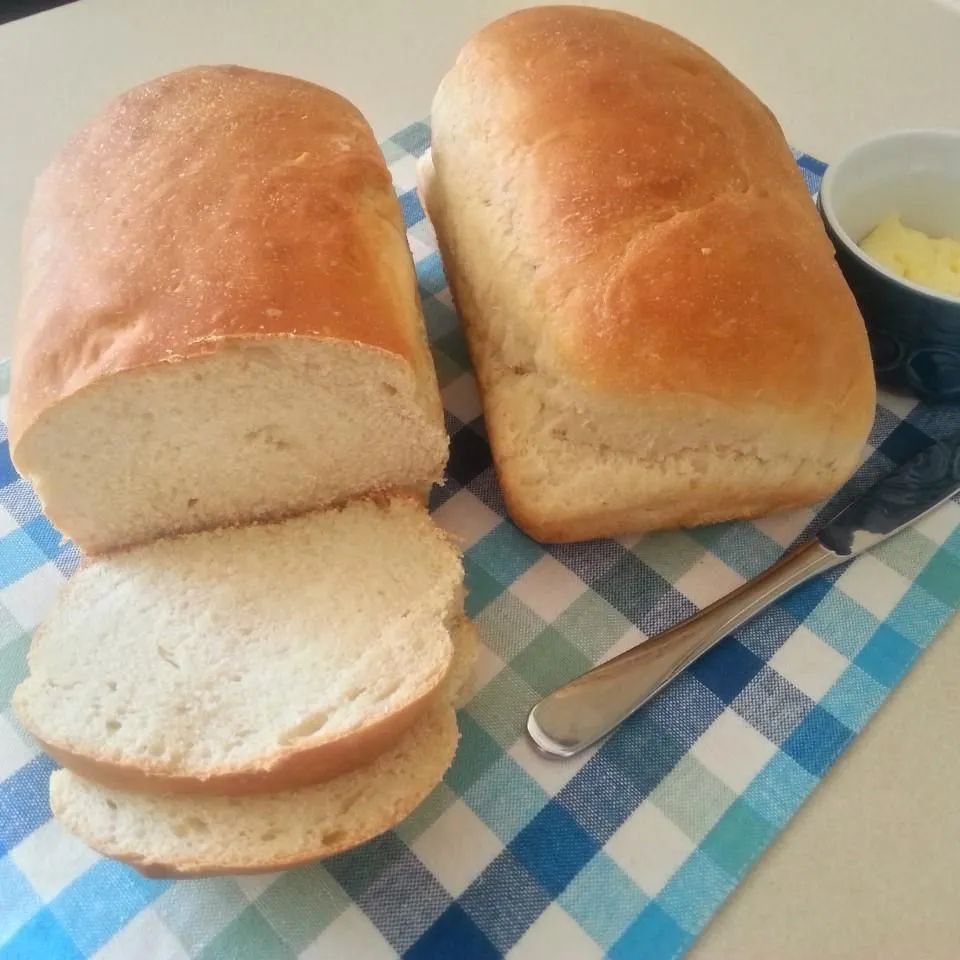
[10, 65, 423, 448]
[432, 6, 872, 413]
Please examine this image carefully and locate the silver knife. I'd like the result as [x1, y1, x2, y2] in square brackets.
[527, 433, 960, 759]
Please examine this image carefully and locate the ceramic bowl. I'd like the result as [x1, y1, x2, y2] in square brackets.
[818, 128, 960, 402]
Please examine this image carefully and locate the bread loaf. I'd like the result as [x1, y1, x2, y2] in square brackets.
[11, 65, 447, 554]
[15, 498, 464, 794]
[422, 7, 876, 542]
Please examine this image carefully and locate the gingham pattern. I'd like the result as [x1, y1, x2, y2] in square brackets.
[1, 123, 959, 960]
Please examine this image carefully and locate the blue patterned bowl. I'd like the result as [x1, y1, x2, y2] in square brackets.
[818, 129, 960, 402]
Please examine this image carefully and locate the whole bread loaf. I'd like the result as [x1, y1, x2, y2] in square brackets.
[11, 65, 447, 554]
[421, 6, 876, 542]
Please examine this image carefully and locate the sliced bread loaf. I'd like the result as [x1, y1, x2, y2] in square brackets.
[10, 66, 447, 554]
[15, 497, 463, 794]
[50, 705, 458, 878]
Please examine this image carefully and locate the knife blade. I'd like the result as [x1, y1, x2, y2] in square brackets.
[817, 435, 960, 555]
[527, 433, 960, 759]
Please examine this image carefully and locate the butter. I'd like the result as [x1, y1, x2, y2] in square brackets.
[860, 215, 960, 297]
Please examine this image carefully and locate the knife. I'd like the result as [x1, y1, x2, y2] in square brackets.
[527, 433, 960, 759]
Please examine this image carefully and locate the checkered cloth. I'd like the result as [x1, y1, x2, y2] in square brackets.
[2, 122, 959, 960]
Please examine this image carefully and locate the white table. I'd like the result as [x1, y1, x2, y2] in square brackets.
[2, 1, 959, 955]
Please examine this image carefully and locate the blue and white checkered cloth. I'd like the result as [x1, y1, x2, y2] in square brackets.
[1, 122, 959, 960]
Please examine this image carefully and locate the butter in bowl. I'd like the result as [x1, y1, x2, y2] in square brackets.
[818, 128, 960, 401]
[860, 214, 960, 298]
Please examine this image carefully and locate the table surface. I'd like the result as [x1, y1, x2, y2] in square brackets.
[1, 1, 959, 956]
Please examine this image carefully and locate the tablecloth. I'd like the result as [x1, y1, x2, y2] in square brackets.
[1, 122, 959, 960]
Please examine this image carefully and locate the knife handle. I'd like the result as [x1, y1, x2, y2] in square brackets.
[527, 539, 843, 759]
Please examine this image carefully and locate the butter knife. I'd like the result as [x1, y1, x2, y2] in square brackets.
[527, 433, 960, 759]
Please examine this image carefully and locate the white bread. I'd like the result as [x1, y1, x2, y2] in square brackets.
[14, 498, 464, 794]
[445, 617, 478, 708]
[50, 704, 458, 878]
[10, 65, 447, 555]
[422, 7, 876, 543]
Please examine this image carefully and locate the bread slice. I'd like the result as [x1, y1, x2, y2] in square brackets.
[15, 498, 463, 794]
[10, 67, 447, 555]
[48, 622, 474, 878]
[14, 339, 448, 556]
[50, 705, 458, 878]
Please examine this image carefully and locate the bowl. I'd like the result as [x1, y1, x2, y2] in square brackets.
[817, 128, 960, 402]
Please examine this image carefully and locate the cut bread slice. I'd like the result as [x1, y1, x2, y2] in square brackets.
[15, 498, 463, 794]
[50, 705, 458, 878]
[14, 339, 448, 555]
[49, 624, 473, 878]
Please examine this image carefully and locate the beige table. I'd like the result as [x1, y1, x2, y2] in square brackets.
[1, 1, 959, 955]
